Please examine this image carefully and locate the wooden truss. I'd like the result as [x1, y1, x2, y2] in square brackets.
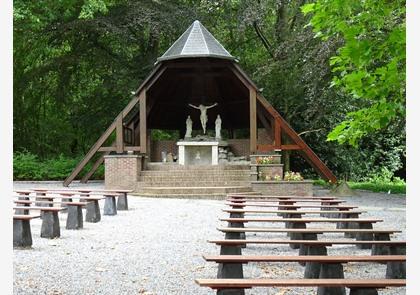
[64, 62, 337, 186]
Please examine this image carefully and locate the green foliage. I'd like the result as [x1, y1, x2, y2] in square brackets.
[302, 0, 406, 146]
[13, 152, 104, 180]
[13, 0, 405, 182]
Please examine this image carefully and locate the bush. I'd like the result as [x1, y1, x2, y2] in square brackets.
[13, 152, 104, 181]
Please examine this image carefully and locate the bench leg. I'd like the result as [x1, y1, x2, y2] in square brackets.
[338, 212, 358, 236]
[304, 245, 327, 278]
[289, 222, 306, 249]
[217, 262, 243, 279]
[66, 205, 83, 230]
[355, 223, 373, 249]
[320, 202, 335, 217]
[104, 196, 117, 216]
[298, 233, 318, 266]
[217, 289, 245, 295]
[16, 196, 30, 215]
[277, 207, 294, 217]
[371, 233, 391, 256]
[85, 200, 101, 222]
[41, 211, 60, 239]
[285, 213, 302, 237]
[386, 245, 406, 279]
[349, 288, 378, 295]
[317, 263, 345, 295]
[220, 245, 242, 255]
[61, 198, 73, 209]
[13, 219, 32, 247]
[228, 221, 246, 248]
[117, 194, 128, 210]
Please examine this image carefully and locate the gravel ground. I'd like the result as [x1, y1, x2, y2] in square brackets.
[13, 182, 406, 295]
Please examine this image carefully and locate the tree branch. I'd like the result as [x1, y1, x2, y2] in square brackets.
[252, 21, 275, 59]
[298, 128, 323, 136]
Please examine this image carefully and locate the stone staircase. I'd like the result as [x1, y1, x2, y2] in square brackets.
[135, 163, 254, 199]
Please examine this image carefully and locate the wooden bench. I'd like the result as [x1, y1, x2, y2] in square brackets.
[13, 215, 41, 247]
[195, 278, 406, 295]
[14, 198, 89, 229]
[208, 238, 406, 257]
[204, 255, 406, 280]
[18, 194, 105, 223]
[52, 191, 119, 216]
[13, 206, 66, 238]
[30, 188, 131, 210]
[217, 227, 401, 250]
[225, 202, 357, 209]
[221, 217, 382, 237]
[223, 209, 365, 220]
[227, 194, 338, 200]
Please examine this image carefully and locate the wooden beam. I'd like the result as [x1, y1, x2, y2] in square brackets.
[257, 144, 275, 152]
[139, 90, 147, 154]
[116, 113, 124, 153]
[98, 146, 142, 152]
[257, 144, 301, 152]
[279, 144, 301, 150]
[144, 66, 167, 91]
[257, 106, 273, 142]
[63, 121, 117, 186]
[250, 88, 257, 153]
[80, 152, 109, 183]
[275, 119, 281, 146]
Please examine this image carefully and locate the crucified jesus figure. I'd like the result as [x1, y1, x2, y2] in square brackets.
[188, 102, 218, 134]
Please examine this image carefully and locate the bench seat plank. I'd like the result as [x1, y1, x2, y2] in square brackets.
[13, 215, 41, 220]
[227, 199, 345, 203]
[220, 218, 382, 223]
[223, 209, 365, 214]
[13, 206, 66, 212]
[195, 278, 406, 288]
[227, 195, 337, 199]
[203, 255, 406, 263]
[217, 227, 401, 234]
[225, 203, 357, 209]
[208, 239, 406, 245]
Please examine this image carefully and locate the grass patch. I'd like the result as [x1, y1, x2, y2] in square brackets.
[313, 178, 406, 194]
[347, 181, 405, 194]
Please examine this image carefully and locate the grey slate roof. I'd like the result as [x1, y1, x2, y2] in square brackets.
[157, 20, 236, 62]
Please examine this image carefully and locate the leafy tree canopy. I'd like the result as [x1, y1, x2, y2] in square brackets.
[302, 0, 406, 146]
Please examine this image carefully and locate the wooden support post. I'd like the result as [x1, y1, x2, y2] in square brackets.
[275, 119, 281, 147]
[139, 90, 147, 154]
[250, 88, 257, 153]
[116, 113, 124, 153]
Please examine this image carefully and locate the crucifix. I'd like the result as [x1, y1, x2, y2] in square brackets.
[188, 102, 218, 134]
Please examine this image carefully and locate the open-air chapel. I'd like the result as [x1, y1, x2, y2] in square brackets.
[64, 20, 336, 197]
[12, 10, 407, 295]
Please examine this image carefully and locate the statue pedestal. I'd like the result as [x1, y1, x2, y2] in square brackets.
[177, 141, 219, 165]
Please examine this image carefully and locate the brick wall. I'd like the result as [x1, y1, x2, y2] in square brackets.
[104, 155, 142, 190]
[251, 180, 314, 196]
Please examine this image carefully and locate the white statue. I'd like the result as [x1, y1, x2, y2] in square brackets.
[188, 102, 218, 134]
[185, 115, 193, 138]
[215, 114, 222, 139]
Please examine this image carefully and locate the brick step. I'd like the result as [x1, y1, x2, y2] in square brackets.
[136, 186, 253, 195]
[139, 170, 250, 176]
[131, 193, 229, 200]
[138, 175, 250, 181]
[138, 181, 251, 187]
[145, 163, 250, 171]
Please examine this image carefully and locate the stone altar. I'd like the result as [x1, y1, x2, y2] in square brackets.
[177, 140, 220, 165]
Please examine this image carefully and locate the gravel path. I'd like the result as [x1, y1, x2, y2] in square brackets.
[13, 182, 406, 295]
